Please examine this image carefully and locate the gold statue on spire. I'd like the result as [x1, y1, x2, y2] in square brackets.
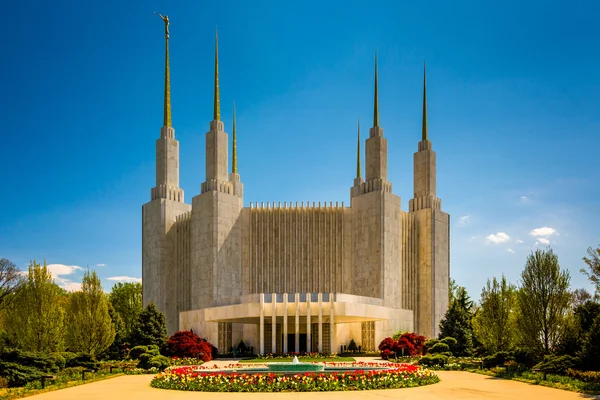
[155, 13, 169, 39]
[214, 28, 220, 121]
[155, 12, 171, 127]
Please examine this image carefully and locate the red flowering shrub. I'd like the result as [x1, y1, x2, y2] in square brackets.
[378, 337, 396, 351]
[380, 349, 393, 360]
[165, 331, 214, 361]
[378, 332, 426, 358]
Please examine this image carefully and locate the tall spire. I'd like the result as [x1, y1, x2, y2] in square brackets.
[422, 62, 428, 141]
[156, 13, 172, 127]
[232, 102, 238, 173]
[213, 27, 220, 121]
[356, 118, 362, 179]
[373, 51, 379, 127]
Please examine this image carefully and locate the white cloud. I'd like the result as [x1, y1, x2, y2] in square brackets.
[520, 196, 528, 201]
[530, 227, 557, 237]
[507, 248, 516, 254]
[107, 276, 142, 283]
[515, 239, 524, 244]
[46, 264, 83, 292]
[486, 232, 510, 244]
[95, 263, 106, 267]
[537, 238, 550, 245]
[458, 215, 470, 227]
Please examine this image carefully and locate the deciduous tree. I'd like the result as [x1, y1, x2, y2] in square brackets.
[4, 261, 66, 352]
[0, 258, 24, 312]
[582, 246, 600, 297]
[516, 248, 571, 354]
[65, 270, 115, 357]
[108, 282, 142, 337]
[472, 275, 516, 354]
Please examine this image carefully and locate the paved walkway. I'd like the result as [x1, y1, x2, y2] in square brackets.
[27, 361, 599, 400]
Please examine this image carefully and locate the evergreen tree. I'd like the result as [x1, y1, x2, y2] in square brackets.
[439, 300, 474, 356]
[4, 260, 66, 352]
[102, 302, 129, 360]
[65, 270, 115, 357]
[108, 282, 142, 338]
[580, 314, 600, 371]
[472, 275, 516, 353]
[129, 303, 167, 347]
[517, 248, 571, 355]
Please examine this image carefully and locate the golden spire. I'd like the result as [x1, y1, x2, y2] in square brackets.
[155, 13, 172, 127]
[357, 118, 362, 179]
[373, 51, 379, 127]
[422, 62, 428, 141]
[232, 102, 238, 173]
[213, 28, 220, 121]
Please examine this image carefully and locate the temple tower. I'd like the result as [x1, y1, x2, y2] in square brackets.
[409, 64, 450, 337]
[190, 30, 244, 322]
[350, 54, 403, 342]
[142, 15, 192, 334]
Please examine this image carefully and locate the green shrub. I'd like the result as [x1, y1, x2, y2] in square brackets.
[483, 351, 514, 368]
[148, 344, 160, 353]
[533, 354, 578, 375]
[429, 342, 450, 354]
[440, 337, 457, 349]
[418, 354, 449, 367]
[565, 369, 600, 383]
[0, 361, 43, 388]
[0, 376, 8, 388]
[129, 346, 149, 360]
[441, 351, 453, 358]
[148, 355, 170, 371]
[348, 339, 358, 351]
[424, 339, 439, 350]
[55, 351, 78, 366]
[66, 353, 100, 371]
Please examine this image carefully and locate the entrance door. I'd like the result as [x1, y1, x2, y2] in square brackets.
[285, 333, 307, 353]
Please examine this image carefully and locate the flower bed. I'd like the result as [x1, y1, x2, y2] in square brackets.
[150, 363, 439, 392]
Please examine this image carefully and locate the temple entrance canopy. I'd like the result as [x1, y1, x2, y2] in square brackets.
[180, 292, 413, 355]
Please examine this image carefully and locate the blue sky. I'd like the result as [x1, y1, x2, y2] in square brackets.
[1, 0, 599, 298]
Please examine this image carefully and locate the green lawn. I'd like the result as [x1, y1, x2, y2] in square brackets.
[239, 357, 355, 363]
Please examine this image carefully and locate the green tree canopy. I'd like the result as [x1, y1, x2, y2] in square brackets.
[0, 258, 24, 312]
[108, 282, 142, 337]
[439, 285, 474, 357]
[517, 248, 571, 355]
[4, 260, 66, 352]
[472, 275, 516, 354]
[129, 303, 167, 348]
[582, 245, 600, 298]
[65, 270, 115, 357]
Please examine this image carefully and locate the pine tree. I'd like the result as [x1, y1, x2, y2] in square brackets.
[102, 302, 129, 360]
[4, 260, 66, 352]
[65, 270, 115, 357]
[580, 314, 600, 370]
[439, 300, 473, 356]
[129, 303, 167, 347]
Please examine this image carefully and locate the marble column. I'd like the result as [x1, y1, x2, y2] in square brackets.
[306, 295, 312, 352]
[259, 293, 264, 355]
[329, 292, 335, 354]
[295, 293, 300, 353]
[271, 293, 277, 354]
[318, 293, 323, 353]
[283, 293, 288, 353]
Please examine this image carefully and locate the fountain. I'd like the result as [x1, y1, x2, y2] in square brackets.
[267, 355, 325, 373]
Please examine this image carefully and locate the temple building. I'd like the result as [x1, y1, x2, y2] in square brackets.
[142, 23, 450, 355]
